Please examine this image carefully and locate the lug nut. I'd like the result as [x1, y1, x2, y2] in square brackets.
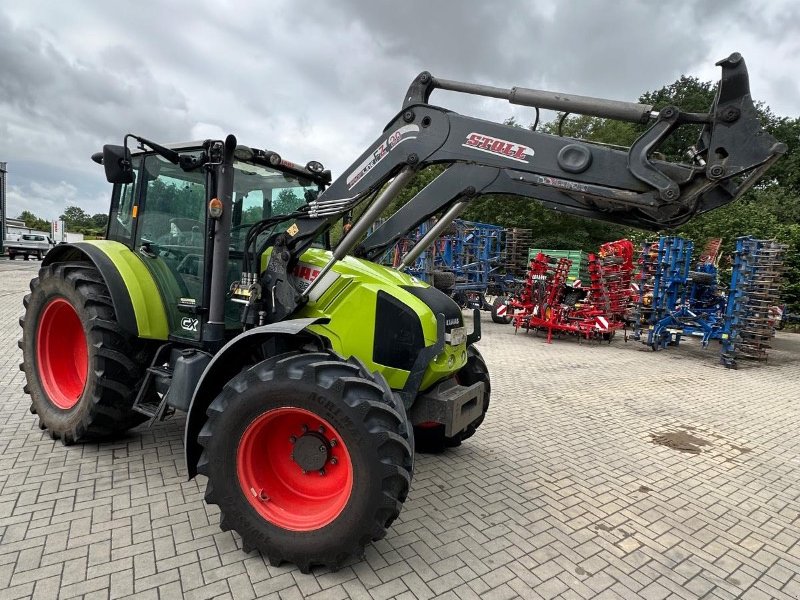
[330, 457, 338, 465]
[319, 468, 326, 476]
[318, 425, 325, 434]
[319, 445, 326, 453]
[301, 424, 308, 433]
[289, 436, 296, 443]
[330, 439, 338, 447]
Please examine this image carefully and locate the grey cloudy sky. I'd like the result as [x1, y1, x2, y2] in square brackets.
[1, 0, 798, 220]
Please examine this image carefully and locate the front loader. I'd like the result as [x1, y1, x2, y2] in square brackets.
[19, 53, 784, 571]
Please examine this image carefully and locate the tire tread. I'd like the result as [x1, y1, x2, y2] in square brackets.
[197, 351, 413, 572]
[19, 263, 151, 443]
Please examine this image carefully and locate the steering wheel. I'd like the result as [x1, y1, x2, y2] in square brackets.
[177, 254, 202, 276]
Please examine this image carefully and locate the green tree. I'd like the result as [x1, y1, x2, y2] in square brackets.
[274, 188, 303, 215]
[17, 210, 50, 232]
[91, 213, 108, 229]
[60, 206, 91, 229]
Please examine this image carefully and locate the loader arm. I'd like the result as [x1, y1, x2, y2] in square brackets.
[261, 53, 784, 320]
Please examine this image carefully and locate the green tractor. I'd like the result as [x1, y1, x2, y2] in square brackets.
[19, 54, 784, 571]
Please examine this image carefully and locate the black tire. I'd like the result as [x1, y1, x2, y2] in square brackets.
[19, 263, 151, 443]
[9, 253, 15, 260]
[24, 254, 30, 261]
[491, 296, 512, 324]
[197, 351, 413, 573]
[431, 270, 456, 292]
[36, 250, 43, 260]
[414, 346, 491, 452]
[689, 271, 715, 285]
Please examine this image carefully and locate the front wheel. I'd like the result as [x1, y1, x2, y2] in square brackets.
[197, 351, 413, 573]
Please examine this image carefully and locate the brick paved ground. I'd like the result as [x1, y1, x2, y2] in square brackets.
[1, 258, 798, 600]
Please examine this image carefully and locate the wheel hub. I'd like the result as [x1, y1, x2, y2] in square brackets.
[36, 297, 88, 410]
[291, 432, 330, 472]
[236, 407, 353, 531]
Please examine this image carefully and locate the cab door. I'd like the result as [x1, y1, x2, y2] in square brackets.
[132, 154, 209, 342]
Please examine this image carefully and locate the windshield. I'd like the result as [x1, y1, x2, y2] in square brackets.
[231, 160, 318, 250]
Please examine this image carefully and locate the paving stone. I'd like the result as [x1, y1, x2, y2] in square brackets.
[0, 261, 798, 600]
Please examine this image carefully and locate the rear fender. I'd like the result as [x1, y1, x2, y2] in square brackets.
[183, 318, 331, 478]
[42, 242, 169, 339]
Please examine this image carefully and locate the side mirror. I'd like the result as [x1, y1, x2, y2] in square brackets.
[102, 145, 134, 184]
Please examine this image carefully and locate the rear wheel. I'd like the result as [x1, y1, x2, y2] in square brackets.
[197, 351, 413, 573]
[414, 346, 491, 452]
[19, 263, 151, 443]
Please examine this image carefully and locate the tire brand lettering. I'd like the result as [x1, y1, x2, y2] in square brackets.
[463, 132, 534, 163]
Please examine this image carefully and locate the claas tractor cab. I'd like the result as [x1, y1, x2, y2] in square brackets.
[19, 53, 785, 571]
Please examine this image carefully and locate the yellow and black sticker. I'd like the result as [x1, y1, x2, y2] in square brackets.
[286, 223, 299, 236]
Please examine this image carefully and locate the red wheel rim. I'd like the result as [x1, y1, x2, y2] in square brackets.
[36, 298, 88, 410]
[237, 407, 353, 531]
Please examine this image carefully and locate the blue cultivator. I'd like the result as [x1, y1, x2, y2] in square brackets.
[390, 219, 519, 310]
[632, 236, 787, 367]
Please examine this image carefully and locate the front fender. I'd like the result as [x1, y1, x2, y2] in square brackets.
[183, 318, 330, 478]
[43, 241, 169, 339]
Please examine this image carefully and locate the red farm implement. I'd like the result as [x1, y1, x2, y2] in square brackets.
[509, 240, 634, 342]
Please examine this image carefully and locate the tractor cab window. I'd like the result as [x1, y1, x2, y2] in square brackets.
[224, 162, 318, 330]
[135, 153, 207, 340]
[230, 161, 315, 251]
